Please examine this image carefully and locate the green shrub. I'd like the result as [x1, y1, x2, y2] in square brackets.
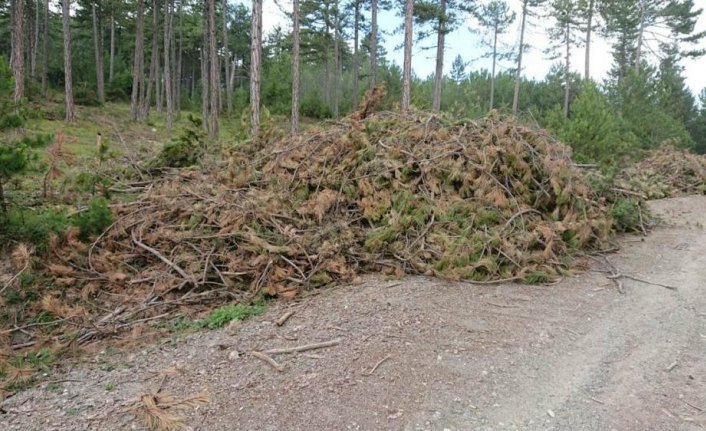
[301, 94, 332, 119]
[74, 86, 100, 106]
[156, 115, 206, 167]
[72, 198, 114, 240]
[192, 304, 265, 329]
[0, 207, 70, 247]
[611, 198, 647, 233]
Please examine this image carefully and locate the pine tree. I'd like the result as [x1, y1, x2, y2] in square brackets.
[547, 0, 581, 118]
[474, 0, 515, 110]
[401, 0, 413, 111]
[62, 0, 75, 122]
[513, 0, 546, 114]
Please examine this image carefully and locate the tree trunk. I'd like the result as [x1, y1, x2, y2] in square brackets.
[250, 0, 263, 136]
[584, 0, 593, 80]
[176, 0, 183, 115]
[291, 0, 300, 135]
[635, 0, 645, 73]
[164, 0, 173, 130]
[142, 0, 160, 118]
[222, 0, 232, 115]
[131, 0, 146, 121]
[563, 21, 571, 119]
[32, 0, 39, 79]
[370, 0, 377, 89]
[490, 20, 498, 110]
[512, 0, 527, 115]
[402, 0, 413, 111]
[201, 10, 210, 134]
[352, 0, 360, 109]
[0, 178, 6, 215]
[62, 0, 75, 122]
[432, 0, 446, 112]
[10, 0, 25, 102]
[92, 2, 105, 104]
[41, 0, 49, 97]
[109, 11, 115, 83]
[333, 0, 340, 118]
[208, 0, 219, 138]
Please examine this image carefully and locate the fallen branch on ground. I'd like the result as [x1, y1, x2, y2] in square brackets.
[262, 338, 342, 355]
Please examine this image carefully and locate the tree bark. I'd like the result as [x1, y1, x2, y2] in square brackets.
[490, 20, 498, 110]
[32, 0, 39, 79]
[333, 0, 340, 118]
[402, 0, 413, 111]
[92, 2, 105, 104]
[584, 0, 593, 80]
[512, 0, 528, 115]
[176, 0, 183, 115]
[109, 11, 115, 83]
[352, 0, 360, 109]
[10, 0, 25, 102]
[563, 20, 571, 119]
[635, 0, 645, 73]
[370, 0, 377, 89]
[131, 0, 146, 121]
[222, 0, 232, 115]
[142, 0, 160, 118]
[432, 0, 446, 112]
[291, 0, 300, 135]
[208, 0, 219, 138]
[41, 0, 49, 97]
[164, 0, 173, 130]
[201, 9, 210, 134]
[62, 0, 75, 122]
[250, 0, 262, 136]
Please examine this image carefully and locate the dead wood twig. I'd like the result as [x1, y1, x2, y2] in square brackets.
[504, 208, 542, 230]
[131, 230, 193, 284]
[262, 338, 342, 355]
[680, 399, 704, 412]
[251, 351, 285, 372]
[276, 310, 296, 326]
[366, 355, 391, 376]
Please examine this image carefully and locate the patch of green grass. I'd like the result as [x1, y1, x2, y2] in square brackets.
[524, 271, 552, 284]
[104, 382, 116, 392]
[192, 304, 265, 330]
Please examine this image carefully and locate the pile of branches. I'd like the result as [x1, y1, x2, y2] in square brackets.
[38, 98, 613, 342]
[617, 144, 706, 199]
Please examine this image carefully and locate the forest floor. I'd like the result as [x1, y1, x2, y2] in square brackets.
[1, 195, 705, 430]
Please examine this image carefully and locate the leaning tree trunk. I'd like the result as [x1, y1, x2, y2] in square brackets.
[208, 0, 219, 138]
[401, 0, 413, 111]
[512, 0, 528, 115]
[164, 0, 173, 130]
[370, 0, 378, 89]
[62, 0, 75, 122]
[10, 0, 25, 102]
[431, 0, 446, 112]
[92, 2, 105, 104]
[131, 0, 146, 121]
[250, 0, 263, 137]
[352, 0, 360, 109]
[222, 0, 232, 115]
[41, 0, 49, 97]
[291, 0, 300, 135]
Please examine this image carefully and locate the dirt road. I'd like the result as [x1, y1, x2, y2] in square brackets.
[2, 196, 705, 430]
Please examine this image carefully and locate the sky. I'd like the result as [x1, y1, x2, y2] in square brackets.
[253, 0, 706, 95]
